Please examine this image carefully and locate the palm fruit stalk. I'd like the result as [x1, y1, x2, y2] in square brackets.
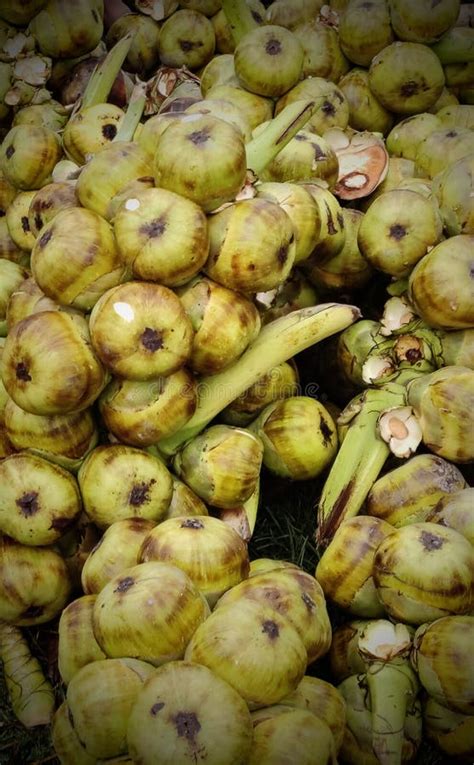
[0, 621, 55, 727]
[221, 0, 260, 45]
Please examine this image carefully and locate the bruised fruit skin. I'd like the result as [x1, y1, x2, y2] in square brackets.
[234, 24, 304, 98]
[62, 104, 125, 166]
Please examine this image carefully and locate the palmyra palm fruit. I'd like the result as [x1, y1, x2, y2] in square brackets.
[316, 516, 394, 618]
[66, 658, 154, 760]
[185, 597, 307, 708]
[366, 453, 468, 527]
[5, 276, 65, 331]
[186, 97, 253, 142]
[31, 207, 127, 311]
[153, 113, 246, 212]
[338, 0, 394, 66]
[423, 695, 474, 760]
[134, 111, 182, 155]
[249, 706, 336, 765]
[248, 395, 338, 480]
[172, 424, 263, 509]
[165, 477, 208, 519]
[255, 271, 318, 324]
[105, 13, 161, 73]
[63, 104, 125, 165]
[432, 153, 474, 235]
[0, 0, 46, 24]
[406, 366, 474, 462]
[0, 621, 55, 728]
[248, 558, 299, 577]
[221, 361, 299, 426]
[386, 113, 442, 161]
[415, 126, 474, 179]
[78, 444, 173, 528]
[0, 171, 16, 216]
[204, 84, 273, 130]
[427, 487, 474, 545]
[99, 369, 198, 447]
[92, 561, 210, 664]
[5, 190, 36, 251]
[4, 398, 98, 471]
[300, 181, 346, 263]
[29, 0, 103, 58]
[12, 101, 69, 132]
[0, 535, 71, 625]
[412, 616, 474, 715]
[139, 515, 249, 606]
[233, 24, 303, 98]
[0, 124, 62, 190]
[0, 452, 81, 545]
[81, 518, 156, 595]
[1, 311, 107, 416]
[293, 19, 349, 82]
[373, 522, 474, 624]
[212, 1, 265, 53]
[51, 700, 96, 765]
[265, 0, 324, 28]
[276, 77, 349, 135]
[329, 621, 371, 682]
[89, 281, 194, 379]
[157, 9, 215, 69]
[369, 42, 445, 114]
[0, 260, 27, 336]
[388, 0, 460, 44]
[408, 235, 474, 329]
[281, 676, 346, 752]
[339, 67, 393, 135]
[57, 595, 107, 685]
[127, 660, 253, 765]
[437, 104, 474, 129]
[258, 128, 339, 188]
[178, 276, 261, 375]
[28, 181, 78, 236]
[215, 566, 331, 665]
[200, 51, 239, 88]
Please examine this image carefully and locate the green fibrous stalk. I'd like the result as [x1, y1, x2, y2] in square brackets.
[221, 0, 260, 46]
[80, 34, 134, 111]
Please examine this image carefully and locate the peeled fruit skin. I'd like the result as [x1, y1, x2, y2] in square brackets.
[0, 124, 62, 190]
[0, 452, 81, 546]
[78, 445, 173, 529]
[113, 187, 210, 287]
[408, 235, 474, 330]
[249, 707, 336, 765]
[185, 598, 307, 709]
[234, 24, 304, 98]
[92, 561, 210, 664]
[31, 207, 127, 311]
[338, 0, 394, 67]
[81, 518, 156, 595]
[66, 658, 155, 760]
[157, 9, 215, 70]
[139, 515, 250, 606]
[205, 197, 296, 294]
[369, 42, 445, 115]
[154, 114, 247, 213]
[89, 281, 194, 380]
[0, 535, 72, 626]
[373, 522, 474, 625]
[58, 595, 107, 685]
[1, 311, 107, 416]
[388, 0, 460, 44]
[412, 616, 474, 715]
[427, 488, 474, 545]
[281, 675, 347, 752]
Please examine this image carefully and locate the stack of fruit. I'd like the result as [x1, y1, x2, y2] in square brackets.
[0, 0, 473, 762]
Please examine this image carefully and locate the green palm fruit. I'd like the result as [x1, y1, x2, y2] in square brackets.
[89, 281, 194, 379]
[406, 366, 474, 462]
[173, 424, 263, 508]
[139, 515, 250, 606]
[185, 597, 307, 708]
[57, 595, 107, 685]
[339, 68, 393, 135]
[205, 197, 295, 293]
[0, 622, 55, 728]
[249, 707, 336, 765]
[423, 696, 474, 760]
[204, 84, 273, 129]
[127, 660, 253, 765]
[105, 13, 160, 73]
[92, 561, 210, 663]
[178, 275, 261, 375]
[257, 127, 339, 189]
[0, 0, 46, 24]
[29, 0, 103, 59]
[428, 87, 459, 113]
[369, 42, 445, 114]
[408, 236, 474, 330]
[255, 271, 318, 324]
[0, 260, 28, 336]
[414, 126, 474, 178]
[437, 103, 474, 128]
[215, 566, 332, 664]
[5, 190, 36, 251]
[63, 103, 125, 165]
[389, 0, 460, 43]
[316, 516, 394, 617]
[432, 153, 474, 235]
[412, 616, 474, 715]
[427, 487, 474, 544]
[1, 311, 107, 416]
[31, 207, 127, 311]
[212, 1, 264, 53]
[338, 0, 394, 66]
[281, 676, 347, 753]
[366, 454, 467, 527]
[28, 181, 78, 237]
[81, 518, 155, 595]
[164, 477, 209, 519]
[386, 113, 442, 161]
[221, 361, 299, 426]
[248, 558, 300, 577]
[300, 181, 346, 263]
[99, 370, 198, 447]
[358, 156, 416, 212]
[373, 522, 474, 624]
[51, 700, 96, 764]
[200, 52, 239, 88]
[12, 100, 68, 132]
[431, 25, 474, 64]
[293, 20, 350, 82]
[5, 275, 67, 331]
[3, 399, 98, 472]
[233, 24, 303, 98]
[276, 77, 349, 135]
[336, 319, 387, 388]
[0, 124, 62, 190]
[0, 452, 81, 546]
[186, 98, 253, 142]
[78, 444, 173, 529]
[0, 170, 16, 217]
[248, 395, 338, 480]
[134, 111, 183, 156]
[157, 9, 215, 70]
[265, 0, 324, 28]
[66, 658, 155, 760]
[0, 535, 71, 625]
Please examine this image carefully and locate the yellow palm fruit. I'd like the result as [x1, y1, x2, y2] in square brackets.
[58, 595, 107, 685]
[0, 125, 62, 190]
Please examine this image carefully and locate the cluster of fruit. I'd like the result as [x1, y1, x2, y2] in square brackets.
[0, 0, 473, 763]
